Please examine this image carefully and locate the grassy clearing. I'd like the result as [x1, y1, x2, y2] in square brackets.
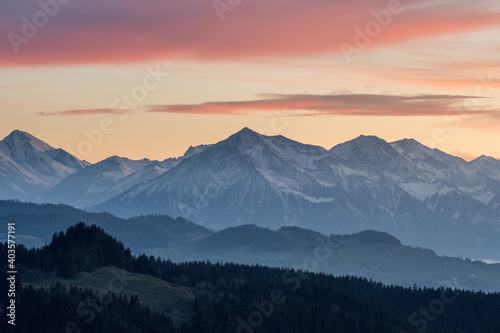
[23, 266, 195, 327]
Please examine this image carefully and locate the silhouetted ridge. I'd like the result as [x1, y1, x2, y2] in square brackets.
[197, 224, 291, 252]
[351, 230, 402, 245]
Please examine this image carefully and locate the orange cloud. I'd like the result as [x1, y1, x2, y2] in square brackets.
[39, 108, 130, 116]
[1, 0, 499, 66]
[144, 93, 496, 117]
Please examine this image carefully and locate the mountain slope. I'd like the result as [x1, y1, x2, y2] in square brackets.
[47, 155, 178, 208]
[0, 130, 87, 200]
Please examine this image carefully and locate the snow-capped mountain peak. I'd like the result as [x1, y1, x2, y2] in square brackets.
[469, 154, 500, 182]
[1, 130, 54, 156]
[0, 130, 87, 200]
[225, 127, 268, 146]
[473, 155, 498, 163]
[330, 135, 400, 166]
[182, 144, 213, 158]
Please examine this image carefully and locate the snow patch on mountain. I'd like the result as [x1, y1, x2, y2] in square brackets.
[398, 182, 454, 201]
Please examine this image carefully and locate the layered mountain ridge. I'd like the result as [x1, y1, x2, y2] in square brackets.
[1, 200, 499, 292]
[1, 128, 499, 259]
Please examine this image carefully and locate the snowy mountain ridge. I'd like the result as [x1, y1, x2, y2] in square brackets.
[91, 128, 500, 259]
[1, 128, 499, 259]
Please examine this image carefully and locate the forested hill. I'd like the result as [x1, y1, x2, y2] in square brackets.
[1, 223, 500, 332]
[0, 199, 213, 253]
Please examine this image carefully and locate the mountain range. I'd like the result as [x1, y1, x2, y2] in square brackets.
[1, 128, 500, 260]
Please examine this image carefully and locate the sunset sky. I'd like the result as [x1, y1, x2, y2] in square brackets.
[1, 0, 499, 163]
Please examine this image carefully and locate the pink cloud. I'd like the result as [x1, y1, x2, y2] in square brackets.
[145, 93, 496, 117]
[1, 0, 499, 66]
[391, 74, 499, 90]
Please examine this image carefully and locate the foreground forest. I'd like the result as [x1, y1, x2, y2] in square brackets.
[1, 223, 500, 332]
